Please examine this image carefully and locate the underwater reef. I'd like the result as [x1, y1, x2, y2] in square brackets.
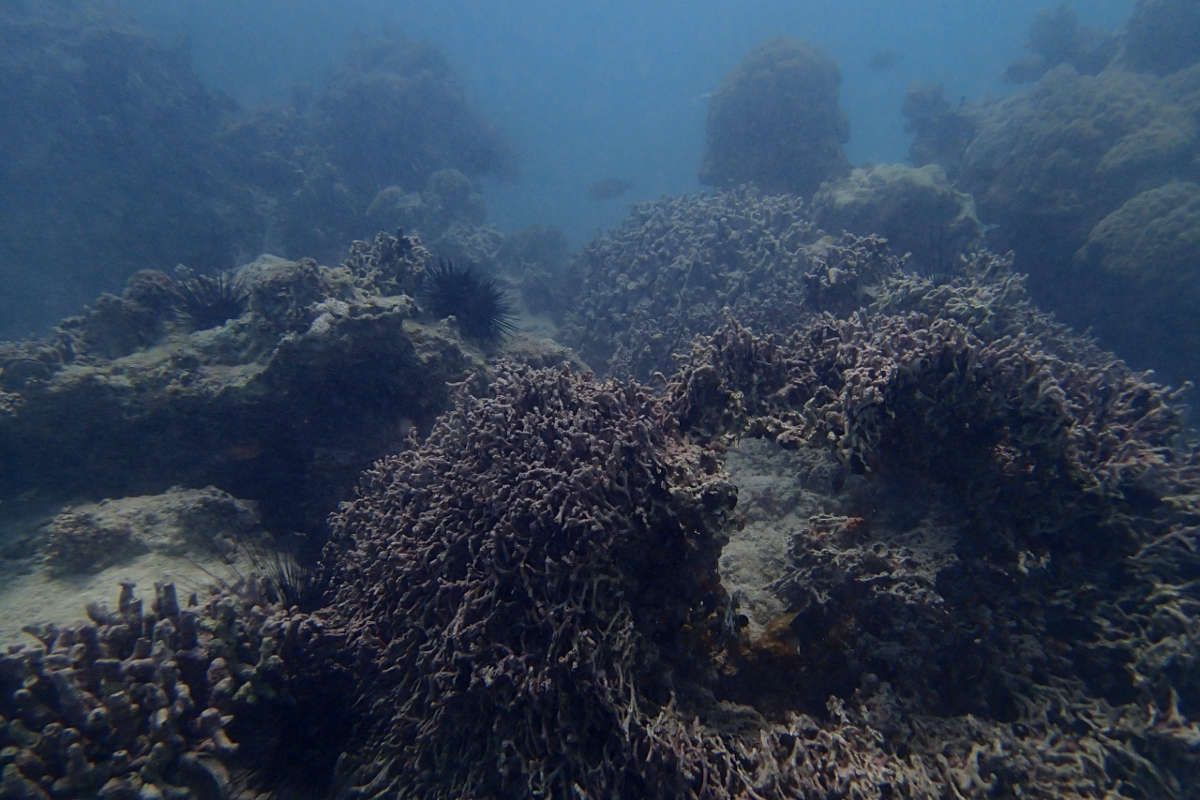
[2, 243, 1199, 798]
[2, 1, 1200, 794]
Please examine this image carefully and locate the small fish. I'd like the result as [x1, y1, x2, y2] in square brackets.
[867, 49, 903, 71]
[226, 441, 264, 462]
[587, 178, 634, 202]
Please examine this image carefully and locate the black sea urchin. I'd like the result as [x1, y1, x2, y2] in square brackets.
[168, 272, 248, 330]
[421, 258, 515, 344]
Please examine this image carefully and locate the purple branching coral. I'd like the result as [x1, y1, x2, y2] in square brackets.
[323, 362, 738, 798]
[320, 285, 1200, 797]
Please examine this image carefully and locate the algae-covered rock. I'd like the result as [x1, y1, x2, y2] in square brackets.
[812, 163, 983, 273]
[0, 233, 479, 532]
[1073, 181, 1200, 375]
[1077, 181, 1200, 292]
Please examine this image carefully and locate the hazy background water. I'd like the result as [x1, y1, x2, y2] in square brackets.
[123, 0, 1134, 245]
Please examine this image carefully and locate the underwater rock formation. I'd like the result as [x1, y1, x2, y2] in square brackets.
[699, 38, 850, 197]
[0, 232, 478, 533]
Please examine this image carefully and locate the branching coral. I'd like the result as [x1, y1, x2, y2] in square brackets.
[562, 187, 902, 379]
[0, 580, 349, 799]
[661, 301, 1200, 796]
[323, 362, 737, 798]
[318, 291, 1200, 797]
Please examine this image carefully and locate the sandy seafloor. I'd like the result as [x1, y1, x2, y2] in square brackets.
[0, 488, 282, 646]
[0, 438, 819, 649]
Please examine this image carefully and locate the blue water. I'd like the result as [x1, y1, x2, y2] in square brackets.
[125, 0, 1133, 245]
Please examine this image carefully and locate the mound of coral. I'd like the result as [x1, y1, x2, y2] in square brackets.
[0, 578, 347, 799]
[315, 254, 1199, 798]
[562, 187, 903, 380]
[699, 37, 850, 196]
[323, 363, 738, 798]
[810, 163, 983, 274]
